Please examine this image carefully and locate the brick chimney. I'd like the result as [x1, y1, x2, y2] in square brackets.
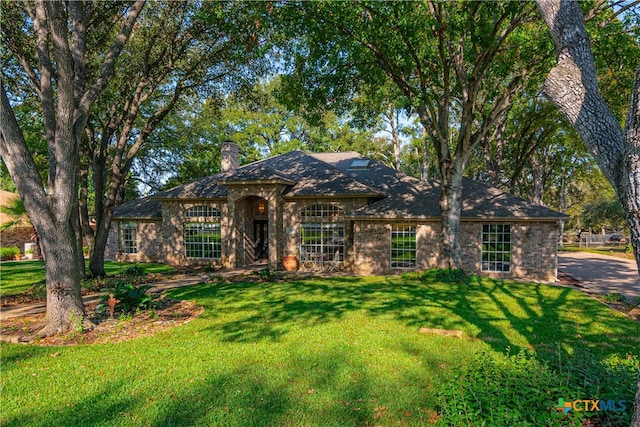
[221, 141, 239, 172]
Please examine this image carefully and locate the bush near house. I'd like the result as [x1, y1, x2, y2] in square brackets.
[0, 260, 175, 298]
[0, 247, 20, 261]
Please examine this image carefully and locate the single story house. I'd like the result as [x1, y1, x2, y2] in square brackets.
[107, 143, 567, 280]
[0, 190, 36, 257]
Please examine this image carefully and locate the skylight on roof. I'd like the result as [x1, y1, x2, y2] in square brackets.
[349, 159, 370, 169]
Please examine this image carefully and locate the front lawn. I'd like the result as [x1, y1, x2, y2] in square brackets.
[1, 275, 639, 426]
[560, 244, 635, 260]
[0, 260, 175, 297]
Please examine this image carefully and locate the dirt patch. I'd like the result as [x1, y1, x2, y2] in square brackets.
[0, 297, 203, 346]
[418, 327, 464, 338]
[556, 270, 582, 287]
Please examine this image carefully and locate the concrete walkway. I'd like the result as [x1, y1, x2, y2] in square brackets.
[557, 251, 639, 299]
[0, 264, 267, 321]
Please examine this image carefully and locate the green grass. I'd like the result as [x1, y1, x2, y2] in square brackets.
[1, 275, 639, 426]
[560, 244, 634, 260]
[0, 260, 175, 296]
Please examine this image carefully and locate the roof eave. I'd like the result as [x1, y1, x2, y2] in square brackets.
[284, 192, 384, 200]
[219, 178, 296, 186]
[346, 214, 567, 221]
[112, 216, 162, 221]
[151, 196, 227, 202]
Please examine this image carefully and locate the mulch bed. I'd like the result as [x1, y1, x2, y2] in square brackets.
[0, 296, 203, 346]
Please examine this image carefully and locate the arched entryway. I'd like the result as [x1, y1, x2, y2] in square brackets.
[237, 195, 269, 266]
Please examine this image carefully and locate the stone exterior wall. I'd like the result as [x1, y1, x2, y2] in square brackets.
[0, 227, 33, 253]
[352, 219, 559, 280]
[109, 195, 559, 282]
[161, 200, 227, 266]
[282, 198, 370, 269]
[224, 184, 287, 269]
[106, 220, 162, 263]
[351, 220, 441, 275]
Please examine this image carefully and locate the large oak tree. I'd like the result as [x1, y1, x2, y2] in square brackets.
[1, 1, 144, 335]
[535, 0, 640, 424]
[278, 1, 552, 268]
[80, 1, 269, 277]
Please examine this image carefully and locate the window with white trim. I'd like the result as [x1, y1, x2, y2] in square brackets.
[481, 224, 511, 272]
[299, 204, 344, 264]
[185, 223, 221, 259]
[119, 222, 137, 254]
[185, 205, 220, 220]
[184, 206, 221, 259]
[391, 225, 416, 269]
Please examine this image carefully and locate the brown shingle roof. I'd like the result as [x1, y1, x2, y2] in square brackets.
[350, 178, 567, 220]
[113, 197, 162, 219]
[113, 150, 567, 221]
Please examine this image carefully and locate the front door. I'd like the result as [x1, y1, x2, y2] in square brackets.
[253, 220, 268, 262]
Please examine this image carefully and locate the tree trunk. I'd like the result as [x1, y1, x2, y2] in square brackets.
[389, 109, 401, 171]
[1, 84, 88, 336]
[38, 224, 88, 336]
[438, 159, 465, 269]
[531, 153, 544, 205]
[632, 367, 640, 427]
[90, 221, 110, 277]
[536, 0, 640, 273]
[1, 1, 144, 335]
[536, 0, 640, 423]
[421, 130, 429, 182]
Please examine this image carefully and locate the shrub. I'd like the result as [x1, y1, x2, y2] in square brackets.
[436, 348, 638, 426]
[602, 293, 625, 303]
[27, 281, 47, 300]
[254, 268, 277, 282]
[0, 247, 20, 261]
[123, 264, 145, 278]
[96, 280, 157, 316]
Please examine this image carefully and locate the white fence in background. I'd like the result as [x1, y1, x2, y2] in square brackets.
[579, 233, 628, 248]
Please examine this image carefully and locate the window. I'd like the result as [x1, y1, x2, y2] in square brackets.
[185, 223, 221, 259]
[349, 158, 370, 169]
[481, 224, 511, 272]
[119, 222, 137, 254]
[391, 225, 416, 268]
[300, 205, 344, 265]
[185, 205, 220, 220]
[300, 204, 342, 219]
[184, 206, 221, 259]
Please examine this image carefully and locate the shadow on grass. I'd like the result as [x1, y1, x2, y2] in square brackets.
[4, 276, 638, 426]
[4, 381, 142, 427]
[5, 346, 379, 427]
[170, 276, 640, 358]
[148, 347, 376, 426]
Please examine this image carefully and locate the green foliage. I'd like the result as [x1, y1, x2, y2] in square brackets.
[142, 78, 379, 191]
[254, 268, 277, 282]
[0, 247, 20, 261]
[123, 264, 146, 278]
[602, 293, 625, 303]
[2, 277, 639, 426]
[0, 198, 30, 231]
[0, 260, 175, 297]
[437, 349, 638, 426]
[582, 199, 628, 232]
[96, 281, 157, 315]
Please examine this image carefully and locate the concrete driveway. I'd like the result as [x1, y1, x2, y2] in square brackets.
[557, 251, 639, 299]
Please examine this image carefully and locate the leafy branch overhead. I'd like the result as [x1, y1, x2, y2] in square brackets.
[79, 1, 272, 278]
